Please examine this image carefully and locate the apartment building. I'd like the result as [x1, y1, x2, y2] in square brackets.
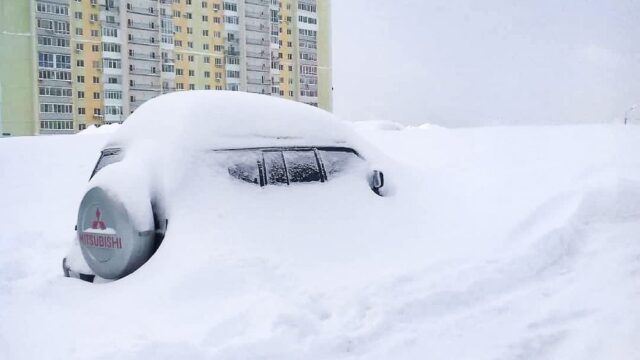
[0, 0, 332, 136]
[36, 0, 74, 134]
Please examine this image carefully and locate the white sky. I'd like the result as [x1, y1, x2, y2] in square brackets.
[331, 0, 640, 127]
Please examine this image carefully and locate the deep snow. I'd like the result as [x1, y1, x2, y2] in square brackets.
[1, 123, 639, 359]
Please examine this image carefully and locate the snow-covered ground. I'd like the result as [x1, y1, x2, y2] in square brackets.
[1, 124, 639, 359]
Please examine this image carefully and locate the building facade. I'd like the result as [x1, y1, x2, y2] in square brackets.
[0, 0, 38, 136]
[0, 0, 332, 136]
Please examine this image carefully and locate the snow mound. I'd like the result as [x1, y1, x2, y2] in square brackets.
[78, 123, 122, 135]
[1, 124, 639, 359]
[351, 120, 406, 131]
[415, 122, 444, 131]
[109, 91, 360, 150]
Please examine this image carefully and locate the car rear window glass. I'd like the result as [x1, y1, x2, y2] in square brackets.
[283, 150, 322, 183]
[91, 148, 123, 179]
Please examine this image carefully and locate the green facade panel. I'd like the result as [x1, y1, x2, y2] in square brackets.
[0, 0, 37, 136]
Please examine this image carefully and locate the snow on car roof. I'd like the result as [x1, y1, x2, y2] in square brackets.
[107, 91, 357, 150]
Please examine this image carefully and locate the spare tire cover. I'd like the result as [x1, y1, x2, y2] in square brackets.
[77, 186, 155, 280]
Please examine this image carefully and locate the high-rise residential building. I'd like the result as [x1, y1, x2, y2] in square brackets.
[0, 0, 332, 137]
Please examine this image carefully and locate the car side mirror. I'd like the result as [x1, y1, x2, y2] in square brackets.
[371, 170, 385, 196]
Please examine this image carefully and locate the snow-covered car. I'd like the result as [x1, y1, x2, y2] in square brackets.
[63, 91, 388, 282]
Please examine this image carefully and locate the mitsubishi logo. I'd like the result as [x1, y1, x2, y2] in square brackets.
[91, 208, 107, 230]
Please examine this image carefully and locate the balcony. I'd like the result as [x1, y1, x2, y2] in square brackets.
[245, 10, 268, 19]
[246, 64, 268, 72]
[129, 53, 160, 62]
[127, 21, 158, 31]
[298, 34, 317, 41]
[246, 51, 269, 59]
[130, 83, 161, 91]
[245, 24, 267, 32]
[299, 58, 318, 65]
[130, 68, 160, 76]
[246, 38, 268, 46]
[245, 0, 268, 5]
[126, 5, 157, 16]
[247, 77, 271, 85]
[104, 114, 123, 124]
[129, 37, 158, 46]
[226, 37, 240, 45]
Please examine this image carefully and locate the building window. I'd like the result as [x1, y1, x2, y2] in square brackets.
[105, 90, 122, 99]
[40, 120, 73, 130]
[37, 3, 69, 16]
[105, 106, 123, 115]
[103, 43, 121, 53]
[78, 107, 86, 115]
[40, 103, 73, 114]
[103, 27, 118, 37]
[224, 15, 239, 24]
[103, 59, 121, 69]
[39, 87, 72, 97]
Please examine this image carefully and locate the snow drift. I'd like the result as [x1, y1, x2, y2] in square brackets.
[1, 122, 639, 359]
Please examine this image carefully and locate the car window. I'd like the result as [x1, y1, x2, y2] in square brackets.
[90, 148, 123, 179]
[318, 149, 360, 179]
[226, 151, 262, 185]
[283, 150, 322, 183]
[263, 151, 289, 185]
[216, 147, 362, 187]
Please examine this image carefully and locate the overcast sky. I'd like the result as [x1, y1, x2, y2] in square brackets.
[331, 0, 640, 127]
